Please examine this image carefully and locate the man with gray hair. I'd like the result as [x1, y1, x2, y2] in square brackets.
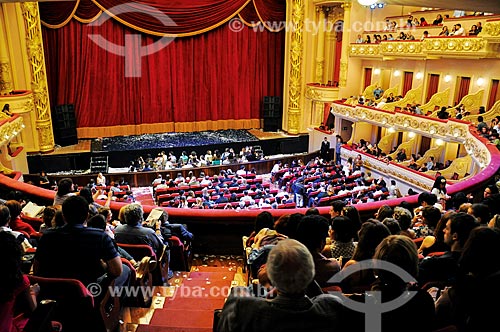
[114, 203, 165, 258]
[217, 239, 346, 332]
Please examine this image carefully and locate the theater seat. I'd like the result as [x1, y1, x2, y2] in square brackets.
[116, 243, 168, 286]
[166, 236, 191, 272]
[27, 275, 106, 332]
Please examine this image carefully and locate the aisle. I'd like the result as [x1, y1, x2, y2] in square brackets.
[122, 255, 246, 332]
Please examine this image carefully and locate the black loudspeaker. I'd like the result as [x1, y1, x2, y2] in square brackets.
[52, 104, 78, 146]
[263, 117, 281, 132]
[263, 96, 282, 118]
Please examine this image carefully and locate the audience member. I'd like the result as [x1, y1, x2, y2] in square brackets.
[218, 239, 347, 332]
[418, 212, 478, 286]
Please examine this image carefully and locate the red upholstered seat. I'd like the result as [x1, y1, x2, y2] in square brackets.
[27, 275, 106, 332]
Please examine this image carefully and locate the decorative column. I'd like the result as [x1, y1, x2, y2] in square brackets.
[20, 3, 54, 153]
[315, 7, 326, 84]
[339, 2, 351, 87]
[286, 0, 305, 135]
[0, 60, 14, 95]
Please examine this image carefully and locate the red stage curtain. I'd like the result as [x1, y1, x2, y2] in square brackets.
[402, 71, 413, 96]
[488, 79, 499, 109]
[75, 0, 102, 21]
[457, 77, 471, 104]
[426, 74, 439, 102]
[39, 1, 79, 27]
[42, 18, 284, 129]
[364, 68, 372, 90]
[41, 0, 261, 35]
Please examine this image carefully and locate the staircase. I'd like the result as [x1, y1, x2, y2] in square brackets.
[123, 255, 246, 332]
[90, 152, 109, 174]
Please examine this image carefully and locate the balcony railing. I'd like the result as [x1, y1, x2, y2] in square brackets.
[350, 36, 498, 59]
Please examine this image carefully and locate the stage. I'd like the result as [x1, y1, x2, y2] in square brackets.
[26, 129, 309, 175]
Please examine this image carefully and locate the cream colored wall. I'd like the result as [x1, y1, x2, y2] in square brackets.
[444, 142, 461, 163]
[351, 121, 375, 144]
[1, 4, 31, 90]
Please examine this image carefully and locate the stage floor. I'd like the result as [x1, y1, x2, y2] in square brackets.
[28, 129, 307, 174]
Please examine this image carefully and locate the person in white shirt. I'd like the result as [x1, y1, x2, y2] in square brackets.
[96, 172, 106, 186]
[452, 24, 466, 36]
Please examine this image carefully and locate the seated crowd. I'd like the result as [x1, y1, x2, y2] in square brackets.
[234, 178, 500, 332]
[129, 145, 264, 172]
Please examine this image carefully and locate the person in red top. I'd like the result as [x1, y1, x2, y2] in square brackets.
[5, 200, 41, 240]
[0, 232, 36, 332]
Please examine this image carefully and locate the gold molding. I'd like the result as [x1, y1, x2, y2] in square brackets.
[463, 100, 500, 124]
[380, 84, 423, 111]
[20, 2, 54, 153]
[421, 88, 450, 114]
[330, 102, 471, 143]
[286, 0, 305, 135]
[350, 37, 497, 59]
[0, 60, 14, 94]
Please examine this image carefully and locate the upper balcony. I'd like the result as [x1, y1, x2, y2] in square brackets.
[350, 35, 500, 60]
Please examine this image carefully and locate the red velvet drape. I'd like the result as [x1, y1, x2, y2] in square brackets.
[426, 74, 439, 102]
[42, 18, 285, 129]
[488, 79, 499, 110]
[402, 71, 413, 96]
[364, 68, 372, 90]
[457, 77, 471, 104]
[40, 0, 286, 34]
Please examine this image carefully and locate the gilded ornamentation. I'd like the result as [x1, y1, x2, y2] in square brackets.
[423, 38, 485, 52]
[463, 100, 500, 124]
[425, 155, 472, 179]
[315, 60, 324, 84]
[0, 116, 24, 147]
[378, 132, 395, 154]
[305, 86, 322, 100]
[483, 22, 500, 37]
[444, 89, 484, 118]
[350, 44, 380, 56]
[381, 85, 422, 111]
[362, 82, 379, 100]
[386, 137, 416, 160]
[376, 85, 399, 103]
[21, 2, 55, 152]
[0, 61, 14, 94]
[422, 88, 450, 115]
[351, 37, 494, 59]
[381, 41, 423, 55]
[339, 60, 348, 87]
[286, 0, 304, 135]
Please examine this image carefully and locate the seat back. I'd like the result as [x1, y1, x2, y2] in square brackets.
[116, 243, 157, 261]
[28, 275, 105, 332]
[166, 235, 191, 271]
[117, 243, 165, 285]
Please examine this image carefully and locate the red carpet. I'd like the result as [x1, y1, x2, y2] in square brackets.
[137, 269, 234, 332]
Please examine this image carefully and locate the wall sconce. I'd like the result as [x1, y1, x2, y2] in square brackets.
[394, 70, 401, 77]
[416, 72, 423, 80]
[408, 132, 415, 138]
[388, 127, 396, 133]
[435, 139, 444, 146]
[444, 75, 452, 83]
[374, 68, 381, 75]
[477, 77, 485, 86]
